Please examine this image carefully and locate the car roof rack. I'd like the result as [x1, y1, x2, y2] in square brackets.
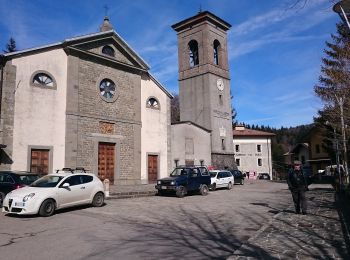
[56, 168, 74, 174]
[74, 167, 86, 173]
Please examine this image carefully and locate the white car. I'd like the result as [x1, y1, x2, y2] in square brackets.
[210, 170, 234, 190]
[2, 170, 105, 217]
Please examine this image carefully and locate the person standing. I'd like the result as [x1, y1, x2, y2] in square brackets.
[287, 161, 308, 215]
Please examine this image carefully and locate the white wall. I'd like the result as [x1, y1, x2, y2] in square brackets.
[171, 123, 211, 169]
[11, 49, 67, 172]
[141, 76, 170, 183]
[233, 137, 273, 177]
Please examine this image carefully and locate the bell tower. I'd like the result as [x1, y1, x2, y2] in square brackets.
[172, 11, 235, 168]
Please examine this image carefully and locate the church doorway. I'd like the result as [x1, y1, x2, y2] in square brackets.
[98, 142, 115, 183]
[147, 155, 158, 183]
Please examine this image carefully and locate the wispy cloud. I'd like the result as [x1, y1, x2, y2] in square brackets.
[230, 0, 333, 59]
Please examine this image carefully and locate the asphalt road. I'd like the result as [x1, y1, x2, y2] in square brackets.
[0, 181, 292, 260]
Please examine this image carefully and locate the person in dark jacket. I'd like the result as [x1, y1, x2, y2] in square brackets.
[287, 160, 308, 214]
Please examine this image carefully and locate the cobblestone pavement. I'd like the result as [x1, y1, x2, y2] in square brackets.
[230, 184, 349, 259]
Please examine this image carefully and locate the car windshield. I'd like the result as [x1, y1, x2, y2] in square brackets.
[30, 175, 64, 188]
[170, 168, 189, 177]
[209, 172, 217, 177]
[18, 175, 40, 185]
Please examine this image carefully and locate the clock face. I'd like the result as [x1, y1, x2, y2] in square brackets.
[217, 78, 224, 91]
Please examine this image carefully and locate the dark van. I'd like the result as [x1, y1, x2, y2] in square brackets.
[155, 166, 211, 198]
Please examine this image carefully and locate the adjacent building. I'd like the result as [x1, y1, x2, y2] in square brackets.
[232, 126, 275, 178]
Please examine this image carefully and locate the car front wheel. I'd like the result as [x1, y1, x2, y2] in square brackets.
[211, 183, 216, 191]
[200, 184, 209, 196]
[241, 179, 244, 185]
[39, 199, 55, 217]
[176, 186, 186, 198]
[92, 192, 105, 207]
[228, 182, 233, 190]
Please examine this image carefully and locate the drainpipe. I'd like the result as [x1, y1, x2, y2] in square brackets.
[267, 137, 271, 179]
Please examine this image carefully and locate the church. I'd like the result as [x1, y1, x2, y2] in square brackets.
[0, 11, 236, 184]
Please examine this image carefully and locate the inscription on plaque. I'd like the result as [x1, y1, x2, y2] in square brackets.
[213, 109, 230, 118]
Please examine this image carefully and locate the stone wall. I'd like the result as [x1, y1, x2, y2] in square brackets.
[211, 153, 236, 170]
[0, 61, 16, 170]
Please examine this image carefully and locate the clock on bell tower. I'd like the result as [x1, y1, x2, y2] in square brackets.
[172, 11, 235, 169]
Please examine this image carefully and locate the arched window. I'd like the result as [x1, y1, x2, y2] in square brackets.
[99, 79, 116, 100]
[146, 97, 160, 109]
[102, 45, 115, 57]
[188, 40, 199, 68]
[213, 40, 220, 65]
[31, 71, 57, 89]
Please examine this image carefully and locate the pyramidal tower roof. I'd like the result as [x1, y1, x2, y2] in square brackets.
[100, 16, 113, 32]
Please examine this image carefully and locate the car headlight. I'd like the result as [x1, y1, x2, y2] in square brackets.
[23, 193, 35, 202]
[157, 181, 161, 185]
[170, 181, 175, 185]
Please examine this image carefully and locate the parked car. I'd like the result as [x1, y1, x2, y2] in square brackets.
[0, 171, 41, 208]
[258, 173, 271, 180]
[155, 166, 211, 198]
[2, 169, 105, 217]
[210, 170, 234, 190]
[230, 170, 245, 185]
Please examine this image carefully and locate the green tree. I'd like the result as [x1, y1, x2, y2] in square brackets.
[4, 37, 16, 53]
[171, 93, 180, 123]
[314, 23, 350, 130]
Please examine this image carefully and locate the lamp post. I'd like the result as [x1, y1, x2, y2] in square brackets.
[333, 0, 350, 30]
[326, 121, 342, 191]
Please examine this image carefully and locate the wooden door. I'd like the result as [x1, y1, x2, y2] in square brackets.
[30, 149, 49, 174]
[98, 142, 115, 183]
[148, 155, 158, 183]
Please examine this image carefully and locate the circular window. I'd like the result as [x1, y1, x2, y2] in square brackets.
[99, 79, 116, 100]
[102, 45, 115, 57]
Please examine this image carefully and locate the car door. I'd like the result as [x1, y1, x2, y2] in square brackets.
[222, 172, 229, 186]
[57, 175, 85, 208]
[81, 175, 94, 202]
[216, 172, 224, 187]
[0, 174, 15, 194]
[188, 168, 200, 191]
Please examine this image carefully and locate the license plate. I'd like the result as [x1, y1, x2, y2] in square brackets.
[14, 202, 25, 207]
[161, 186, 167, 190]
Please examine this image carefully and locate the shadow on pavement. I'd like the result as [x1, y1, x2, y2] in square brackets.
[335, 192, 350, 256]
[85, 206, 278, 260]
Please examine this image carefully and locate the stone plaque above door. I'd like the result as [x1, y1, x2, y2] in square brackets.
[99, 121, 115, 135]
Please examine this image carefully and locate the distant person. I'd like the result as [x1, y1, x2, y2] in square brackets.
[287, 161, 308, 215]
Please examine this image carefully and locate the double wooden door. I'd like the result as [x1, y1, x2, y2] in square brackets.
[30, 149, 49, 174]
[98, 142, 115, 183]
[148, 155, 158, 183]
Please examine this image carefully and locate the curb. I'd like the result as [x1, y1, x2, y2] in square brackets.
[106, 190, 157, 200]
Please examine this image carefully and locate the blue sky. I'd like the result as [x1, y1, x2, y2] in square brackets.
[0, 0, 339, 128]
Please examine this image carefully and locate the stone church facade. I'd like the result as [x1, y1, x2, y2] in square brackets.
[0, 18, 172, 184]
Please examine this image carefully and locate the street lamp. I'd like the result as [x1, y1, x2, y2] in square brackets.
[326, 121, 342, 191]
[333, 0, 350, 30]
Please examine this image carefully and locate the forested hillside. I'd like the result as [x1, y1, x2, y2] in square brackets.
[243, 123, 314, 172]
